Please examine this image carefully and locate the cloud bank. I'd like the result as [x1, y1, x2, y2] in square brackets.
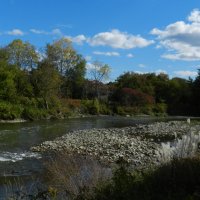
[89, 29, 154, 49]
[151, 9, 200, 61]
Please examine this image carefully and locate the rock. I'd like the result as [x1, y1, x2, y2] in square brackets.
[30, 121, 200, 168]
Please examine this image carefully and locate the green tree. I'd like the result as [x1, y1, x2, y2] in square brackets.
[115, 72, 156, 96]
[192, 69, 200, 115]
[0, 48, 9, 63]
[32, 60, 61, 109]
[64, 55, 86, 98]
[6, 39, 39, 70]
[46, 38, 79, 75]
[0, 64, 16, 102]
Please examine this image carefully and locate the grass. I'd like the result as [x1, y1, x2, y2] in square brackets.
[44, 152, 112, 199]
[77, 157, 200, 200]
[4, 155, 200, 200]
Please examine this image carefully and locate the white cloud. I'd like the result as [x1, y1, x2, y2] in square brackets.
[66, 35, 87, 45]
[188, 9, 200, 23]
[93, 51, 120, 56]
[51, 28, 62, 36]
[7, 29, 24, 36]
[127, 53, 134, 58]
[30, 28, 62, 36]
[28, 29, 154, 49]
[151, 9, 200, 61]
[30, 29, 47, 34]
[138, 64, 146, 68]
[89, 29, 154, 49]
[174, 70, 198, 77]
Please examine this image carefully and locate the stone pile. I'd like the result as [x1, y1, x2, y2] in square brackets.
[31, 121, 200, 167]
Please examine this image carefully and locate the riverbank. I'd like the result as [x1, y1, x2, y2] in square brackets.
[31, 121, 200, 168]
[0, 118, 27, 123]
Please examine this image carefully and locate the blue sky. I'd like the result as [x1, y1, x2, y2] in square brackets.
[1, 0, 200, 81]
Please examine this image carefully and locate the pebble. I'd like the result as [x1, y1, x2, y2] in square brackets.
[31, 121, 200, 167]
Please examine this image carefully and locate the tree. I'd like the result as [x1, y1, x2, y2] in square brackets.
[46, 38, 87, 98]
[0, 48, 9, 63]
[192, 69, 200, 115]
[6, 39, 39, 70]
[115, 72, 156, 96]
[112, 87, 154, 106]
[89, 61, 111, 98]
[46, 38, 80, 76]
[31, 60, 61, 109]
[63, 55, 86, 98]
[0, 63, 16, 101]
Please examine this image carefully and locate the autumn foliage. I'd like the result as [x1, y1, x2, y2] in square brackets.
[113, 87, 155, 106]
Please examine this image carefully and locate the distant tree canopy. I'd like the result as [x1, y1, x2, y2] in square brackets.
[111, 71, 198, 115]
[0, 38, 200, 119]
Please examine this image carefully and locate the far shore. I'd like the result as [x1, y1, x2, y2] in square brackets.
[0, 119, 27, 123]
[0, 115, 200, 124]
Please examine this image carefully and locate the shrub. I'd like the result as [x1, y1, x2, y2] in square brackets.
[22, 107, 48, 120]
[66, 99, 81, 109]
[0, 101, 23, 119]
[5, 157, 200, 199]
[99, 103, 111, 115]
[153, 103, 167, 115]
[114, 106, 126, 115]
[81, 99, 100, 115]
[80, 157, 200, 200]
[114, 106, 142, 116]
[113, 88, 155, 107]
[45, 153, 111, 199]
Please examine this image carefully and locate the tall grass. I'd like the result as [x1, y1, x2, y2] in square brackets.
[158, 131, 200, 163]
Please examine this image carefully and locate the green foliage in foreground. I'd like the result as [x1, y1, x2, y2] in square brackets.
[77, 158, 200, 200]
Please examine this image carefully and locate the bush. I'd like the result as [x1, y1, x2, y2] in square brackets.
[66, 99, 81, 109]
[113, 88, 155, 107]
[18, 96, 38, 107]
[81, 99, 100, 115]
[99, 103, 111, 115]
[22, 107, 48, 120]
[5, 157, 200, 199]
[153, 103, 167, 115]
[0, 101, 23, 119]
[114, 106, 126, 115]
[140, 105, 154, 115]
[114, 106, 142, 116]
[45, 153, 111, 199]
[81, 157, 200, 200]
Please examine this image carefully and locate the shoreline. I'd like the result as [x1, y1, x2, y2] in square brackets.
[0, 119, 27, 123]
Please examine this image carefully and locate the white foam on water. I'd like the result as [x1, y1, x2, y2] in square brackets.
[0, 151, 42, 162]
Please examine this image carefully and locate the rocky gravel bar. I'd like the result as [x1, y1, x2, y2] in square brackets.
[31, 121, 200, 167]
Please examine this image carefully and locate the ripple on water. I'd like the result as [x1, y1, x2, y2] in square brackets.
[0, 151, 42, 162]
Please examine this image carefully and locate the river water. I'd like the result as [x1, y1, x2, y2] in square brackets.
[0, 116, 192, 198]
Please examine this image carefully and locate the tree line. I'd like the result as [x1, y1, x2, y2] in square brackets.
[0, 38, 200, 119]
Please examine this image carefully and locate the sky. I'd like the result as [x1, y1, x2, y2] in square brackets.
[1, 0, 200, 81]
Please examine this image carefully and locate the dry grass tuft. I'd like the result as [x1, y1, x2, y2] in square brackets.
[45, 152, 112, 198]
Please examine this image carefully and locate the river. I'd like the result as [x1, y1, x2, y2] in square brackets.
[0, 116, 193, 198]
